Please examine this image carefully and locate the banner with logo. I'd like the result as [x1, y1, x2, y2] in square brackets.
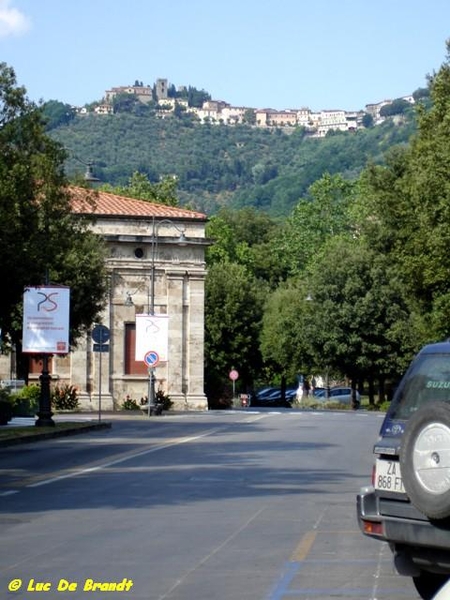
[135, 314, 169, 362]
[22, 286, 70, 354]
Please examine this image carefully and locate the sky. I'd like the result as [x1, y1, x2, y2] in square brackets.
[1, 0, 450, 112]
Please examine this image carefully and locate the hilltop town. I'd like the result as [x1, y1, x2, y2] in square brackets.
[80, 78, 416, 138]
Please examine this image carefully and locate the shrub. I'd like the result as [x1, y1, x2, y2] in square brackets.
[51, 384, 79, 411]
[155, 388, 173, 411]
[0, 388, 11, 402]
[122, 390, 172, 411]
[10, 385, 40, 417]
[122, 395, 140, 410]
[0, 399, 13, 425]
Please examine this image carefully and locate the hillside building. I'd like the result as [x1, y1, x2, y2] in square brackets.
[99, 79, 415, 136]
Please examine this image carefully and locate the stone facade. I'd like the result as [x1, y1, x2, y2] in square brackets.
[0, 188, 210, 412]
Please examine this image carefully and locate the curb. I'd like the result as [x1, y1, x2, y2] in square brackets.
[0, 422, 112, 448]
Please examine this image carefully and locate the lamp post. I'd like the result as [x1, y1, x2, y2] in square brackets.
[36, 355, 53, 427]
[64, 149, 101, 185]
[146, 217, 187, 416]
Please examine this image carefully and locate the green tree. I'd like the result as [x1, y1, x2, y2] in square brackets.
[306, 237, 416, 402]
[355, 41, 450, 342]
[204, 262, 267, 405]
[260, 279, 314, 385]
[41, 100, 76, 130]
[187, 86, 211, 108]
[206, 207, 286, 285]
[101, 172, 180, 206]
[412, 87, 430, 102]
[276, 173, 357, 277]
[362, 113, 374, 128]
[0, 63, 108, 363]
[380, 98, 411, 117]
[112, 92, 140, 113]
[243, 109, 256, 125]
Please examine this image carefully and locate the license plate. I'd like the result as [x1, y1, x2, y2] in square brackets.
[374, 459, 405, 493]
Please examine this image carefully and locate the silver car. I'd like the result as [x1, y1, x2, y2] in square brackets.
[314, 386, 360, 406]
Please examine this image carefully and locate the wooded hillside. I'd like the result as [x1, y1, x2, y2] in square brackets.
[48, 109, 417, 217]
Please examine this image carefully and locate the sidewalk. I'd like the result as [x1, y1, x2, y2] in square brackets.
[0, 415, 112, 448]
[0, 409, 213, 447]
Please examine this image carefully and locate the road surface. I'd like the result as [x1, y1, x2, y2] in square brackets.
[0, 409, 421, 599]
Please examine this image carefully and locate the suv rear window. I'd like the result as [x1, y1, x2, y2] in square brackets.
[389, 352, 450, 420]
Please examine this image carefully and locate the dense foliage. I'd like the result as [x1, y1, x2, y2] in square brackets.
[204, 261, 268, 406]
[47, 100, 416, 218]
[0, 63, 109, 373]
[205, 43, 450, 404]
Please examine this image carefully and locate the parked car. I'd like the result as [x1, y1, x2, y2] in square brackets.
[251, 387, 294, 407]
[314, 386, 360, 407]
[357, 340, 450, 599]
[255, 387, 279, 399]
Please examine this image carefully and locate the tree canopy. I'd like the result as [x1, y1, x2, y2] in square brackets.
[0, 63, 108, 360]
[48, 92, 418, 217]
[100, 171, 180, 206]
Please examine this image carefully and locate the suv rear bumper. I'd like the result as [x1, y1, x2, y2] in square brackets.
[357, 486, 450, 573]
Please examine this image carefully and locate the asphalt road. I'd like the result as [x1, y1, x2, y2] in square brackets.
[0, 409, 421, 599]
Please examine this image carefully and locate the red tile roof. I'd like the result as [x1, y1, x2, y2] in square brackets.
[69, 186, 207, 220]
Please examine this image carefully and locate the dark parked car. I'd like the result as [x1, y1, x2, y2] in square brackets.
[251, 387, 295, 407]
[357, 341, 450, 599]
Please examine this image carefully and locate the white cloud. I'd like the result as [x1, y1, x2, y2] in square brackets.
[0, 0, 31, 38]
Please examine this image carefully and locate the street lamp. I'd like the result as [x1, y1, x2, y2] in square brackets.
[82, 161, 100, 184]
[146, 217, 187, 416]
[64, 149, 101, 184]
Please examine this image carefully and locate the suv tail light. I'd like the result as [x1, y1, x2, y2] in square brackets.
[362, 520, 384, 536]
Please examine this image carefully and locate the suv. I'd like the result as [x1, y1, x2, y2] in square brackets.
[357, 341, 450, 600]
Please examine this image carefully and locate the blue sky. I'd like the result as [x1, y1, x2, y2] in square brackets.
[1, 0, 450, 112]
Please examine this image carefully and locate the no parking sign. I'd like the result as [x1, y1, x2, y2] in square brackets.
[144, 350, 160, 368]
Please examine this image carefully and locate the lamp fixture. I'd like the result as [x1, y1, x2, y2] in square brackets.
[83, 162, 100, 183]
[124, 292, 134, 307]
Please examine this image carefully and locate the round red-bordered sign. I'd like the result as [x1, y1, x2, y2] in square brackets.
[229, 369, 239, 381]
[144, 350, 160, 368]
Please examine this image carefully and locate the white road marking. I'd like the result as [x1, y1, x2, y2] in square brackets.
[26, 429, 223, 489]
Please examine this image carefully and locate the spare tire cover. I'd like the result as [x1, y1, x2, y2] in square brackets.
[399, 401, 450, 520]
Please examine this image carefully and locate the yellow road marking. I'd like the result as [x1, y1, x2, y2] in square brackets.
[290, 529, 359, 562]
[291, 530, 317, 561]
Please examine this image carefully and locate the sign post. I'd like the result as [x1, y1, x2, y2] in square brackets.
[92, 325, 110, 422]
[229, 369, 239, 402]
[144, 351, 160, 417]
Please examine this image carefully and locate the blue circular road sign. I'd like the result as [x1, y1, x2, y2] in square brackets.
[144, 350, 160, 368]
[92, 324, 110, 344]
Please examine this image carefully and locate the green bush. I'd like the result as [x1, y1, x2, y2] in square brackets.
[122, 396, 140, 410]
[121, 390, 172, 411]
[155, 388, 173, 411]
[0, 398, 13, 425]
[10, 385, 40, 417]
[51, 384, 79, 411]
[0, 388, 11, 402]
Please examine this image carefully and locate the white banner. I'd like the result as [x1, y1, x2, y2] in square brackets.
[135, 314, 169, 362]
[22, 286, 70, 354]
